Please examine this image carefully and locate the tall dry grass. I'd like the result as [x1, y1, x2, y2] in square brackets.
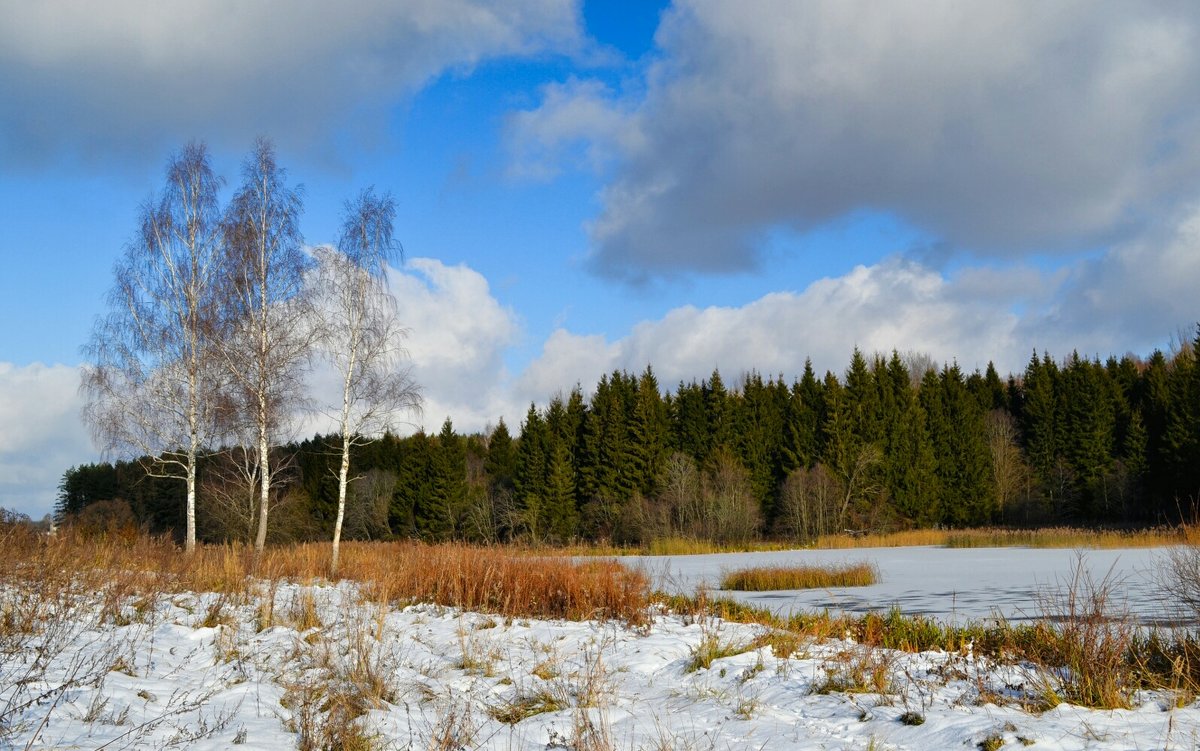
[0, 527, 649, 625]
[811, 526, 1185, 550]
[556, 526, 1187, 557]
[720, 562, 878, 591]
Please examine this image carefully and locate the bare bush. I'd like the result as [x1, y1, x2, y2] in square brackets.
[777, 463, 843, 541]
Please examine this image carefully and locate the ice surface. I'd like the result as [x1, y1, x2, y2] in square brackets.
[621, 546, 1178, 625]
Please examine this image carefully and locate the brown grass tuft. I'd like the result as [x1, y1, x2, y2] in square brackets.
[721, 562, 877, 591]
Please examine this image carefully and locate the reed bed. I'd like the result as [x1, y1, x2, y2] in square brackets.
[0, 526, 649, 624]
[811, 526, 1186, 550]
[550, 526, 1188, 558]
[720, 562, 878, 591]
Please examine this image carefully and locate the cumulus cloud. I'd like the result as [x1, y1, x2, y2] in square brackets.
[517, 257, 1030, 395]
[384, 257, 523, 433]
[0, 362, 92, 519]
[517, 219, 1200, 400]
[511, 0, 1200, 278]
[0, 0, 582, 167]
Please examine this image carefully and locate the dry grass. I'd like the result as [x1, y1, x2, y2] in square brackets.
[721, 562, 878, 591]
[811, 526, 1185, 550]
[556, 526, 1187, 556]
[0, 527, 649, 626]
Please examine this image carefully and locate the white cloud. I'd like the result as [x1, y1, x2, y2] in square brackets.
[385, 257, 524, 433]
[1020, 204, 1200, 356]
[518, 257, 1031, 392]
[0, 362, 92, 519]
[505, 78, 642, 180]
[0, 0, 583, 167]
[511, 0, 1200, 278]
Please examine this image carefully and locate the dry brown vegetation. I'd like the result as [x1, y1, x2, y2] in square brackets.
[720, 562, 878, 591]
[555, 526, 1188, 557]
[810, 526, 1186, 550]
[0, 525, 649, 625]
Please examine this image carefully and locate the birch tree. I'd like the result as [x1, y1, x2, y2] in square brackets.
[81, 142, 226, 553]
[312, 189, 421, 575]
[221, 138, 311, 555]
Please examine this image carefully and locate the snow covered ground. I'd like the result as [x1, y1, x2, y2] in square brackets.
[3, 546, 1199, 750]
[624, 546, 1176, 625]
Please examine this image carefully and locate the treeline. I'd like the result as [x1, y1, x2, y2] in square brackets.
[59, 328, 1200, 545]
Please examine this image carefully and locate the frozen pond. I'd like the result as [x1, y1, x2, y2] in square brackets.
[620, 545, 1184, 626]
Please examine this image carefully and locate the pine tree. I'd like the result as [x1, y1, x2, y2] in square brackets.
[882, 352, 940, 525]
[706, 369, 734, 454]
[734, 371, 786, 523]
[930, 365, 995, 526]
[543, 437, 578, 541]
[1021, 351, 1065, 509]
[781, 360, 822, 473]
[630, 367, 669, 498]
[515, 404, 548, 539]
[845, 348, 882, 445]
[671, 380, 709, 460]
[1061, 354, 1116, 516]
[485, 419, 517, 493]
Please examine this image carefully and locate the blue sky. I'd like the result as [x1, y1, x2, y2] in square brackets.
[2, 1, 1199, 519]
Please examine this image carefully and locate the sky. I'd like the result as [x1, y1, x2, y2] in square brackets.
[2, 1, 1199, 519]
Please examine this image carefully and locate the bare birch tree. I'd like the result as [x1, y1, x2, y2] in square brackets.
[312, 189, 421, 575]
[81, 142, 226, 553]
[220, 138, 311, 555]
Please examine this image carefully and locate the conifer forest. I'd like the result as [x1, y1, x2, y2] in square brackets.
[59, 329, 1200, 546]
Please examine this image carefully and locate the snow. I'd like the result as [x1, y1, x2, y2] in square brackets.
[3, 547, 1198, 750]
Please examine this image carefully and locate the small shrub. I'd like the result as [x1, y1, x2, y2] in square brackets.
[814, 646, 895, 696]
[979, 734, 1004, 751]
[1031, 556, 1138, 709]
[488, 691, 565, 724]
[686, 629, 749, 673]
[898, 710, 925, 726]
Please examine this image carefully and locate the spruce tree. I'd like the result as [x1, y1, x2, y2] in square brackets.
[515, 404, 548, 539]
[782, 360, 822, 473]
[543, 437, 579, 541]
[485, 419, 516, 493]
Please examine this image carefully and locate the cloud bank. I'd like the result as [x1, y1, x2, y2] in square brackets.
[0, 0, 583, 167]
[0, 363, 91, 519]
[511, 1, 1200, 278]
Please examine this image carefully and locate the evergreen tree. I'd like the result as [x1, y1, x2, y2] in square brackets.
[1162, 329, 1200, 510]
[882, 353, 940, 525]
[734, 371, 787, 523]
[515, 404, 548, 539]
[671, 379, 709, 460]
[392, 431, 433, 536]
[781, 360, 822, 473]
[630, 367, 669, 498]
[484, 419, 517, 493]
[1021, 351, 1066, 508]
[845, 348, 882, 445]
[543, 437, 579, 541]
[706, 369, 735, 453]
[1060, 354, 1116, 516]
[929, 365, 995, 525]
